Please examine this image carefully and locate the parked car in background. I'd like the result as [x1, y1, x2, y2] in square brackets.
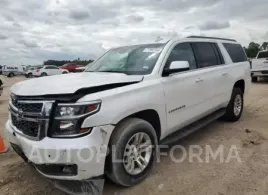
[74, 66, 86, 72]
[6, 36, 250, 190]
[74, 64, 91, 72]
[59, 63, 83, 72]
[2, 65, 25, 77]
[0, 75, 3, 96]
[25, 66, 43, 78]
[251, 50, 268, 82]
[33, 65, 68, 77]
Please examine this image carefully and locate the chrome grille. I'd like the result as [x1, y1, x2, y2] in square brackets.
[9, 96, 53, 140]
[11, 115, 39, 137]
[11, 98, 43, 113]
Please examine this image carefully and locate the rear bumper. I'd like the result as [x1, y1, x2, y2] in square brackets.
[5, 120, 114, 180]
[251, 70, 268, 77]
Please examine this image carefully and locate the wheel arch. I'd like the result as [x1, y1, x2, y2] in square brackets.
[233, 79, 245, 94]
[114, 109, 162, 141]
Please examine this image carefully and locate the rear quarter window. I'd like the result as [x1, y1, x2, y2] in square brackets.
[223, 43, 248, 63]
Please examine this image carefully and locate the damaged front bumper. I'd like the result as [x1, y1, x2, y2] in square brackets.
[5, 120, 114, 181]
[52, 177, 105, 195]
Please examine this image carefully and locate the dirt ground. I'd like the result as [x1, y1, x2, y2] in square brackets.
[1, 76, 268, 195]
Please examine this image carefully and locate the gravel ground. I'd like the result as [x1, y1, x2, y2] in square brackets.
[1, 76, 268, 195]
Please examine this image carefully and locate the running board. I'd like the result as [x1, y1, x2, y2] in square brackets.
[160, 108, 226, 145]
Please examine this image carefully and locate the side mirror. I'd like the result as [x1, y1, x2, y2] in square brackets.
[164, 61, 190, 76]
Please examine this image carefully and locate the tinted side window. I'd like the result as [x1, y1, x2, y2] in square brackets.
[46, 66, 58, 69]
[223, 43, 247, 63]
[166, 43, 197, 70]
[192, 42, 221, 68]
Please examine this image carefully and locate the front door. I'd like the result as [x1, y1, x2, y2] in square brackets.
[161, 42, 207, 136]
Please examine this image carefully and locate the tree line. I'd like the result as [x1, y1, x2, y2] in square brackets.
[43, 59, 94, 66]
[244, 42, 268, 58]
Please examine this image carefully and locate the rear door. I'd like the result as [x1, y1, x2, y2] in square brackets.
[191, 42, 226, 113]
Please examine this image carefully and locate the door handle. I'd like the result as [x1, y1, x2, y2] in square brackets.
[195, 78, 204, 83]
[222, 72, 228, 76]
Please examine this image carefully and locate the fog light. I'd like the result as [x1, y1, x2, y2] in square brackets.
[62, 165, 77, 175]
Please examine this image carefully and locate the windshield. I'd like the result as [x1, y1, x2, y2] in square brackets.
[85, 44, 164, 75]
[257, 51, 268, 59]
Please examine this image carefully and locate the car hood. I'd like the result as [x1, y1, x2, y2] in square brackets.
[12, 72, 143, 96]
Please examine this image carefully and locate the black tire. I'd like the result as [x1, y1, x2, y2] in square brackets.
[41, 72, 47, 77]
[106, 118, 158, 187]
[28, 73, 33, 78]
[251, 77, 258, 82]
[223, 88, 244, 122]
[8, 72, 15, 77]
[62, 71, 68, 74]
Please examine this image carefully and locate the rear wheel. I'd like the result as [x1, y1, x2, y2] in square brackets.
[41, 72, 47, 77]
[28, 73, 33, 78]
[251, 77, 258, 82]
[223, 88, 244, 122]
[106, 118, 158, 187]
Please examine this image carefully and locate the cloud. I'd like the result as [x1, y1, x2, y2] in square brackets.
[199, 21, 231, 30]
[3, 14, 14, 21]
[0, 0, 267, 65]
[18, 39, 39, 48]
[263, 32, 268, 39]
[69, 9, 90, 20]
[125, 15, 144, 23]
[0, 33, 8, 40]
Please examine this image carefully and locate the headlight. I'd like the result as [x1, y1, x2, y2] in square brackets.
[50, 101, 101, 138]
[55, 102, 100, 118]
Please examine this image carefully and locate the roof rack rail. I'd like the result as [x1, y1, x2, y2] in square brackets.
[187, 36, 237, 42]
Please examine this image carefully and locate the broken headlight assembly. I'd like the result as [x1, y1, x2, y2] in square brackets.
[50, 101, 101, 138]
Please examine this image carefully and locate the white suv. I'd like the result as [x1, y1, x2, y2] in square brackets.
[5, 36, 250, 190]
[33, 65, 68, 77]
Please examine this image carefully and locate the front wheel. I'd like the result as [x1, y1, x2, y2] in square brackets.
[223, 88, 244, 122]
[8, 72, 15, 77]
[41, 72, 47, 77]
[106, 118, 158, 187]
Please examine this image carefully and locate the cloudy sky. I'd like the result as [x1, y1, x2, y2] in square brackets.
[0, 0, 268, 65]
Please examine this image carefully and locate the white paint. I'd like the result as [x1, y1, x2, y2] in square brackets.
[6, 37, 251, 181]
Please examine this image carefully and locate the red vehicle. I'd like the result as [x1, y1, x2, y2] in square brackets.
[59, 63, 83, 72]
